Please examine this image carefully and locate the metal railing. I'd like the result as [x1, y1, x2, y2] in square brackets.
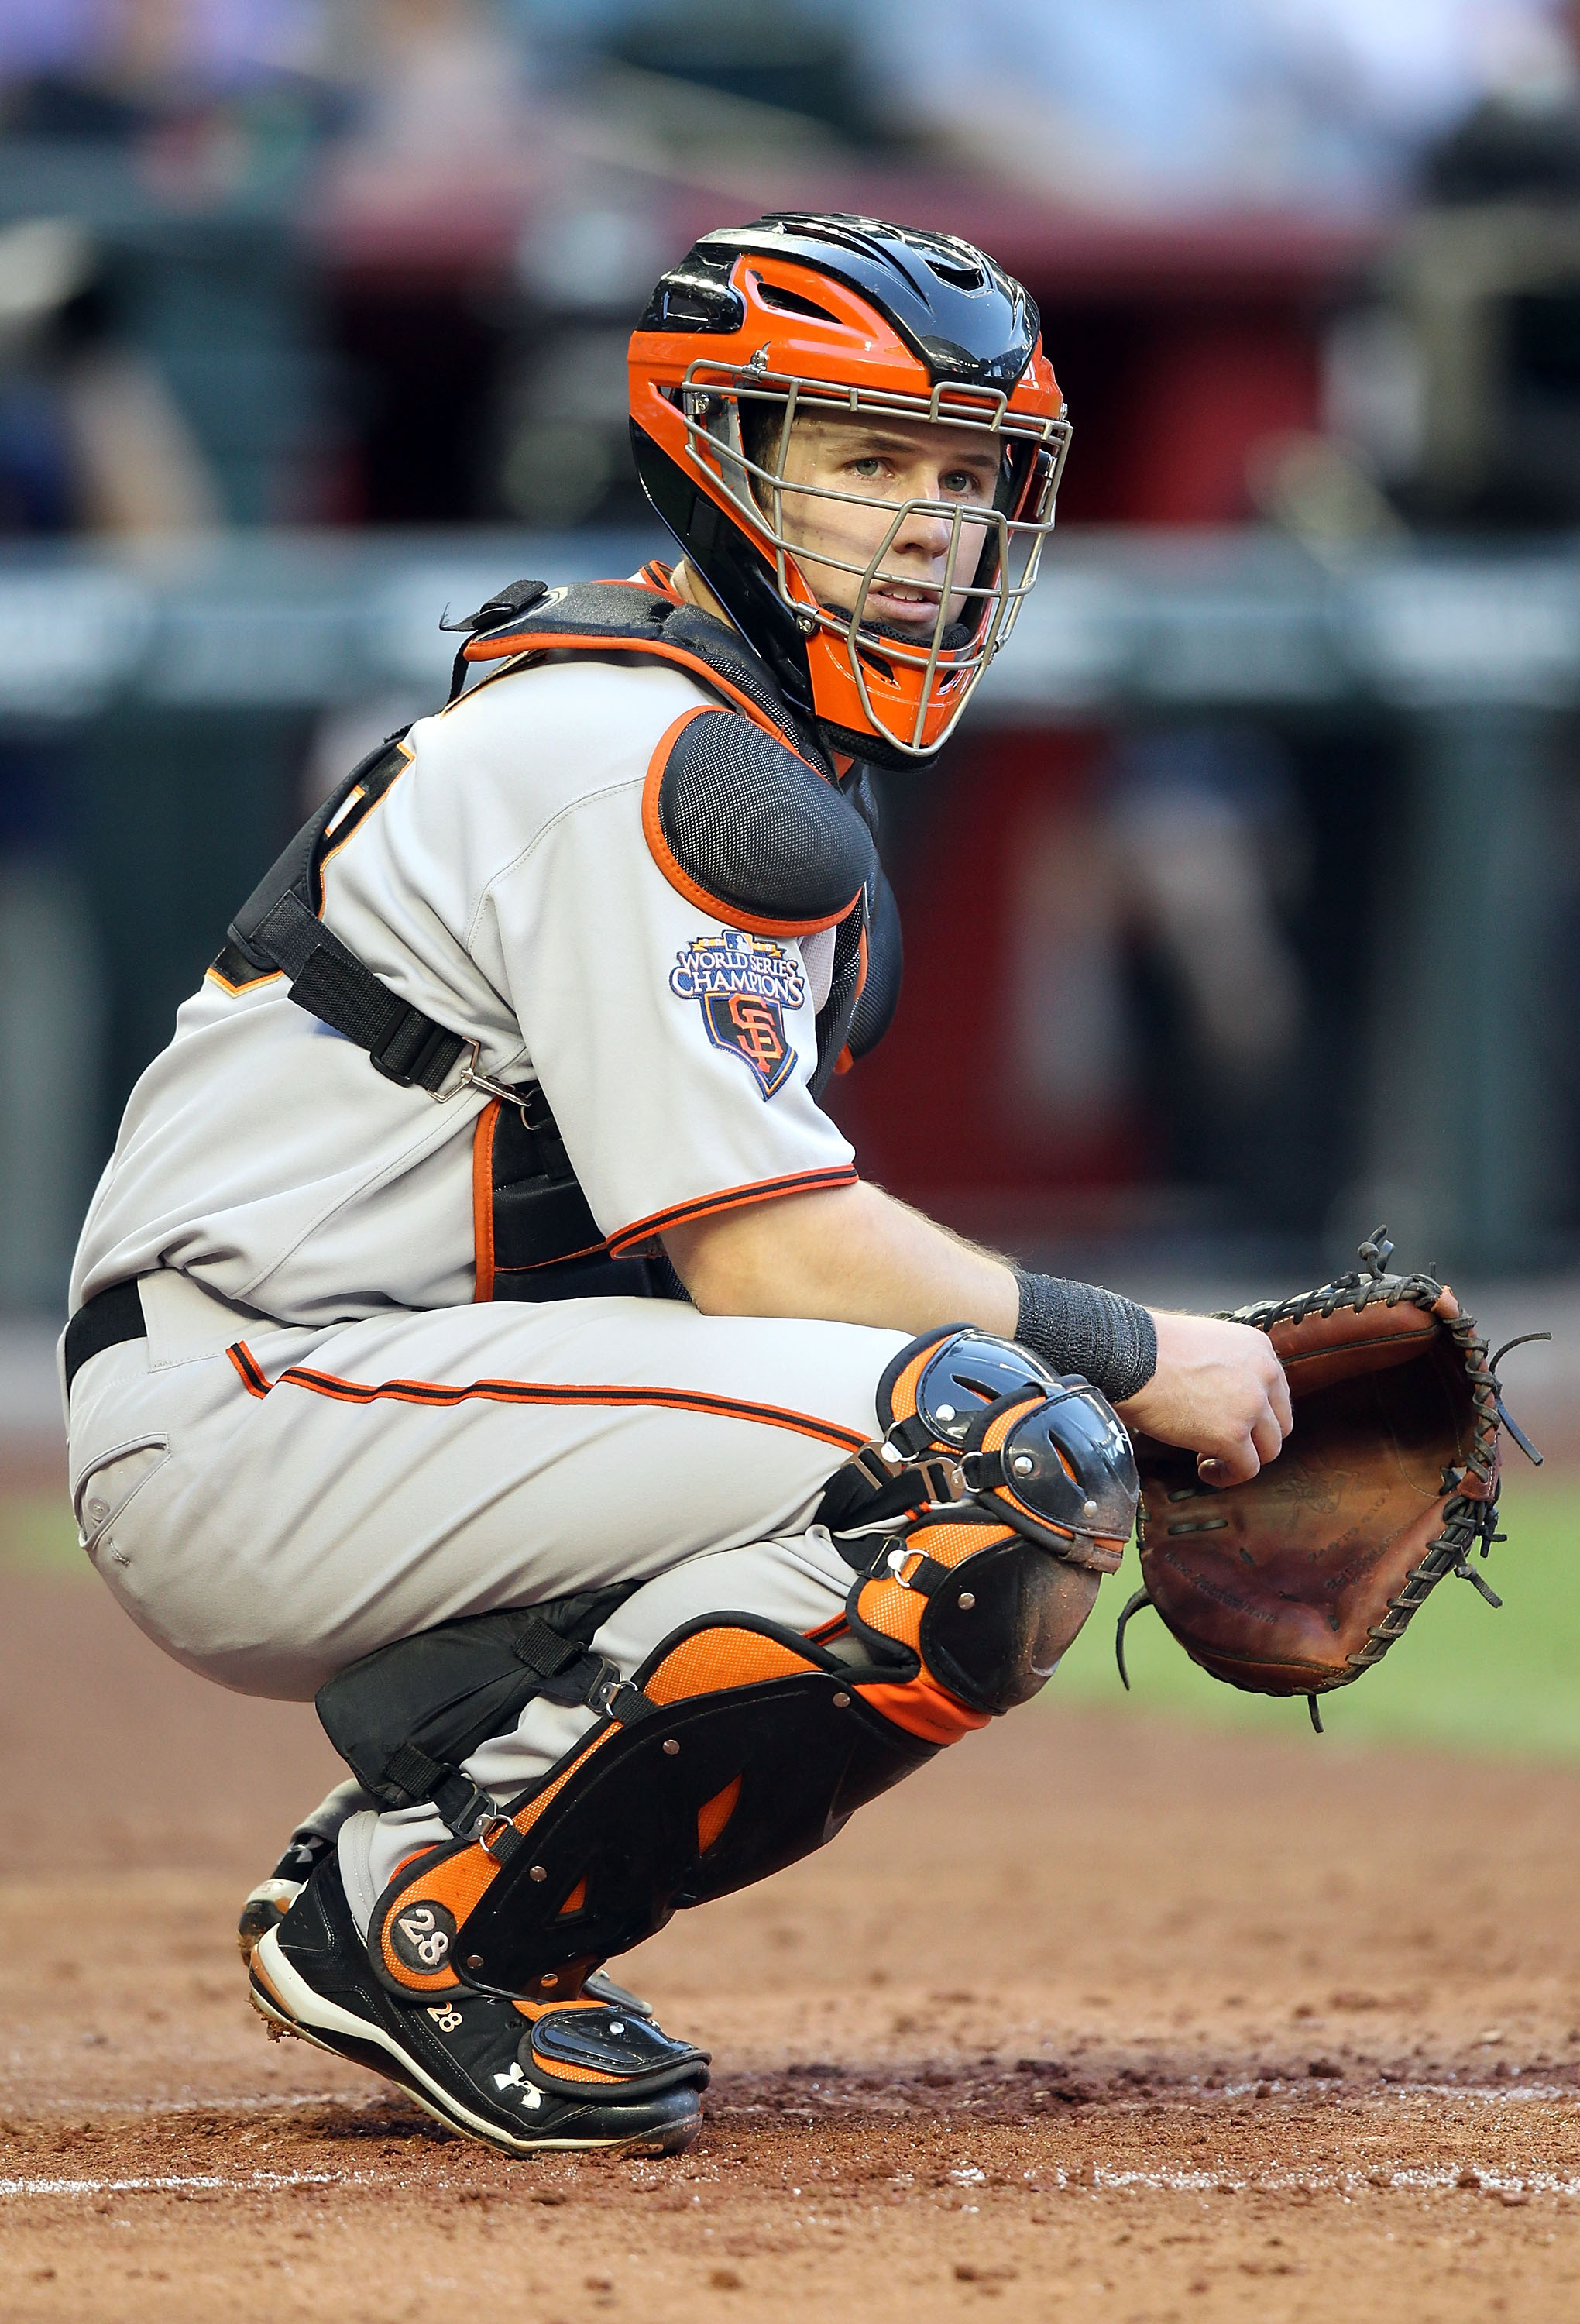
[0, 525, 1571, 1291]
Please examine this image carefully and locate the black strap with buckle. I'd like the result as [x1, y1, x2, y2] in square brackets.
[232, 885, 467, 1096]
[221, 734, 471, 1096]
[314, 1586, 652, 1842]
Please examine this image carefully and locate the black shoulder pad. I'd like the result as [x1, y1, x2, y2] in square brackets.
[849, 865, 902, 1057]
[645, 707, 874, 935]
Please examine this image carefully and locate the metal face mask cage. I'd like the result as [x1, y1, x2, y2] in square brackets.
[674, 360, 1070, 760]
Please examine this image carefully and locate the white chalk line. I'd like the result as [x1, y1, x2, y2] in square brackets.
[5, 2161, 1575, 2203]
[946, 2164, 1580, 2197]
[0, 2170, 360, 2199]
[12, 2092, 368, 2119]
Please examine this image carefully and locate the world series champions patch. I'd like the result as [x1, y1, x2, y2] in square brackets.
[669, 928, 806, 1100]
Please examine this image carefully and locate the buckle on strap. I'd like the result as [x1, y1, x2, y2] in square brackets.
[881, 1542, 950, 1594]
[476, 1813, 523, 1865]
[434, 1773, 502, 1840]
[916, 1452, 971, 1504]
[583, 1657, 652, 1724]
[428, 1037, 530, 1109]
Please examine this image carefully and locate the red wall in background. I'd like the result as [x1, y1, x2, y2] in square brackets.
[1080, 307, 1321, 525]
[826, 727, 1151, 1217]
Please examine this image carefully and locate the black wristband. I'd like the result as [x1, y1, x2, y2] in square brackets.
[1013, 1270, 1158, 1404]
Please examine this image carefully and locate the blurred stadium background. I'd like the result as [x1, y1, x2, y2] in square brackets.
[2, 0, 1578, 1749]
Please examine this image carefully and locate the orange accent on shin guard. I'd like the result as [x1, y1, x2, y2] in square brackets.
[696, 1775, 742, 1854]
[375, 1727, 616, 1993]
[855, 1673, 990, 1747]
[644, 1627, 819, 1706]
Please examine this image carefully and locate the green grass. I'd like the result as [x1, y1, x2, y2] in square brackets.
[6, 1472, 1578, 1758]
[0, 1488, 83, 1577]
[1053, 1470, 1580, 1759]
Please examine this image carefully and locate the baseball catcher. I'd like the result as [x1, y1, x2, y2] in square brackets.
[1118, 1229, 1540, 1730]
[63, 215, 1289, 2158]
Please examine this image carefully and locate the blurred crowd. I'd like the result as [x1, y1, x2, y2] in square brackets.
[4, 1, 1575, 207]
[3, 0, 1580, 535]
[2, 0, 1579, 1308]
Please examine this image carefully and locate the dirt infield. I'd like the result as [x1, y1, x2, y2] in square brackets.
[5, 1571, 1580, 2322]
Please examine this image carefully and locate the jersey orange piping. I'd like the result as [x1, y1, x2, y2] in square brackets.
[642, 706, 861, 939]
[220, 1342, 867, 1452]
[205, 964, 284, 997]
[494, 1240, 610, 1275]
[606, 1163, 857, 1256]
[227, 1342, 271, 1399]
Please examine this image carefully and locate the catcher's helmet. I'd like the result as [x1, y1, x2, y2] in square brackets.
[628, 214, 1069, 768]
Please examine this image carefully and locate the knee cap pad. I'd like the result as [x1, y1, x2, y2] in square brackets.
[852, 1324, 1140, 1566]
[845, 1513, 1104, 1726]
[830, 1325, 1141, 1730]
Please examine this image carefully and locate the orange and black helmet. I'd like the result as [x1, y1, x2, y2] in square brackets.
[628, 213, 1069, 769]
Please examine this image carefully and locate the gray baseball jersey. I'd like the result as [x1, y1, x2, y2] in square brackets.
[72, 651, 856, 1321]
[66, 625, 901, 1923]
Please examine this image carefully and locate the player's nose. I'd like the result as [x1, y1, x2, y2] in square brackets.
[888, 497, 961, 566]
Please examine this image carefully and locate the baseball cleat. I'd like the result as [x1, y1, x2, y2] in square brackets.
[237, 1827, 338, 1964]
[238, 1834, 657, 2017]
[249, 1855, 706, 2156]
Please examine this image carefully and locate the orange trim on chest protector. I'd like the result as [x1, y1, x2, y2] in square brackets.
[642, 705, 863, 938]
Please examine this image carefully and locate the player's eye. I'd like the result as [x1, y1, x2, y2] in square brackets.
[849, 456, 886, 478]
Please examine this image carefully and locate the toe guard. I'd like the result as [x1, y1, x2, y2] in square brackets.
[523, 2002, 707, 2099]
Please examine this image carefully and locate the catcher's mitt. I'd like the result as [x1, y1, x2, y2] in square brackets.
[1117, 1229, 1543, 1731]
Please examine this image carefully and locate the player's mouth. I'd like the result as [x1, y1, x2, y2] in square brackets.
[863, 579, 943, 630]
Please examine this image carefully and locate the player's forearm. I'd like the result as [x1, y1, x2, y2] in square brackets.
[662, 1179, 1020, 1339]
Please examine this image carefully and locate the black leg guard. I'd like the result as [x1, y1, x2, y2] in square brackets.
[361, 1330, 1139, 2012]
[367, 1618, 936, 2003]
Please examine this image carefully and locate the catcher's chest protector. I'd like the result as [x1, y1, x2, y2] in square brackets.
[359, 1329, 1136, 2006]
[215, 575, 902, 1305]
[1128, 1248, 1507, 1712]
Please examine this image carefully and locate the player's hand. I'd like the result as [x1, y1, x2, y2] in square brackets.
[1113, 1312, 1292, 1487]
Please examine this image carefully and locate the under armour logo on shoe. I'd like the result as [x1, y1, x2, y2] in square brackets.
[493, 2061, 543, 2110]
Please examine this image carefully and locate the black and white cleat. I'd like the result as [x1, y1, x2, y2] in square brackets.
[249, 1855, 704, 2157]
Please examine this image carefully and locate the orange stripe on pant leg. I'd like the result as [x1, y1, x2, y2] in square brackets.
[267, 1366, 867, 1452]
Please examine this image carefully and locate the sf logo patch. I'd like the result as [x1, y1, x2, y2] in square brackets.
[391, 1899, 457, 1975]
[670, 928, 805, 1100]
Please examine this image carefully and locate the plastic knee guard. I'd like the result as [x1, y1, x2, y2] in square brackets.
[366, 1614, 938, 2004]
[822, 1325, 1141, 1744]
